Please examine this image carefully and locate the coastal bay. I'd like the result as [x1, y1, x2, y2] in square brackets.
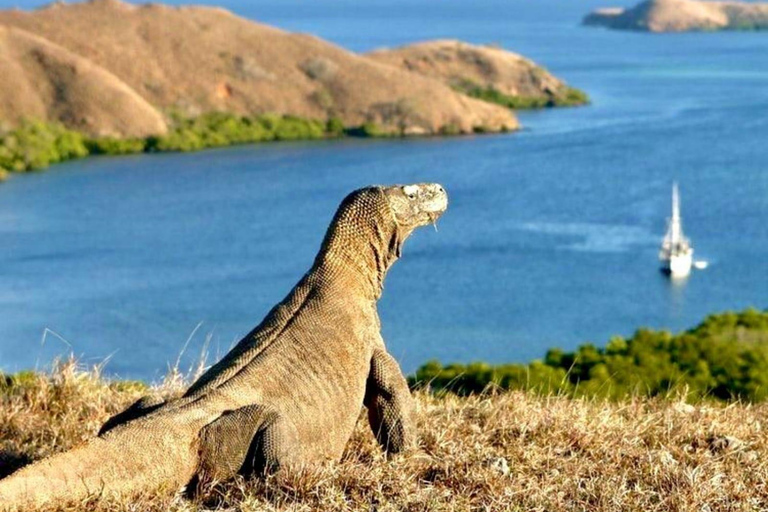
[0, 0, 766, 380]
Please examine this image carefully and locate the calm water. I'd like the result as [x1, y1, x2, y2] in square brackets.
[0, 0, 767, 380]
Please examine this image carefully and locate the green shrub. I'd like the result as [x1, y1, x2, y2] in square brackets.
[439, 123, 462, 136]
[0, 120, 89, 172]
[473, 87, 549, 109]
[86, 137, 147, 155]
[0, 370, 39, 389]
[265, 115, 325, 141]
[451, 79, 589, 110]
[109, 380, 149, 393]
[148, 128, 206, 152]
[0, 111, 430, 180]
[346, 122, 391, 138]
[326, 117, 346, 137]
[412, 309, 768, 403]
[560, 87, 590, 107]
[148, 113, 328, 152]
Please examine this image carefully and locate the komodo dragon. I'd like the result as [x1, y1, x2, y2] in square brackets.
[0, 183, 448, 509]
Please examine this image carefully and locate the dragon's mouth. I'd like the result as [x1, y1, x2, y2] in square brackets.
[428, 211, 441, 232]
[421, 195, 447, 231]
[422, 186, 448, 226]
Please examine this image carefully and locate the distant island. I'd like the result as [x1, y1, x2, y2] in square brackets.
[584, 0, 768, 32]
[0, 0, 587, 181]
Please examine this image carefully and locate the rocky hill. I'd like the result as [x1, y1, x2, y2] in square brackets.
[0, 0, 518, 137]
[584, 0, 768, 32]
[0, 25, 166, 138]
[368, 40, 588, 109]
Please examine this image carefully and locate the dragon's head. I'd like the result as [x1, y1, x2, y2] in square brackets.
[378, 183, 448, 262]
[381, 183, 449, 237]
[315, 183, 448, 298]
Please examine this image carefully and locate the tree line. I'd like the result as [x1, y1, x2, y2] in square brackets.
[411, 309, 768, 402]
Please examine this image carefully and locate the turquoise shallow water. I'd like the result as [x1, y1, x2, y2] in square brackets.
[0, 0, 766, 380]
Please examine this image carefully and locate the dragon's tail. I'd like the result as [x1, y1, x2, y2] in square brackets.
[0, 428, 198, 510]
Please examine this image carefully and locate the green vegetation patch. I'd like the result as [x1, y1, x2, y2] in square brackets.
[0, 114, 348, 177]
[344, 121, 399, 138]
[0, 120, 89, 172]
[0, 369, 39, 389]
[0, 114, 425, 180]
[146, 112, 330, 153]
[108, 379, 150, 393]
[86, 137, 147, 156]
[412, 308, 768, 403]
[452, 79, 589, 110]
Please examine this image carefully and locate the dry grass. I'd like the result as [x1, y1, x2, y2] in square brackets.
[2, 361, 767, 511]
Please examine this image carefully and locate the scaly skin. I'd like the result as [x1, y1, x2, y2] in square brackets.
[0, 183, 448, 509]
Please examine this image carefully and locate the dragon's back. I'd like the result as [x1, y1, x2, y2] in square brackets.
[182, 278, 379, 460]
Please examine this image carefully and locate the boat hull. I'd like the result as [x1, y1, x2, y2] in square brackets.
[661, 250, 693, 277]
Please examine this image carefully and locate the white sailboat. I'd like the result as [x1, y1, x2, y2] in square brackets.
[659, 182, 693, 277]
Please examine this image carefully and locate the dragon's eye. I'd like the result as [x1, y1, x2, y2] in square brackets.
[402, 185, 419, 200]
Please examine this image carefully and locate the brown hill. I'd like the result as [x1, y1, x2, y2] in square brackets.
[584, 0, 768, 32]
[0, 0, 517, 136]
[0, 24, 166, 137]
[367, 40, 586, 108]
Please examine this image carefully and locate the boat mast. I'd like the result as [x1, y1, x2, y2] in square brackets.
[663, 181, 688, 251]
[670, 181, 681, 245]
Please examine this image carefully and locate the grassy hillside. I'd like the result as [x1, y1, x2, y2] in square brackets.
[1, 360, 766, 511]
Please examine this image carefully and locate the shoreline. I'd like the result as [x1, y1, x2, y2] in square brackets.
[0, 81, 592, 184]
[0, 113, 521, 184]
[3, 308, 766, 404]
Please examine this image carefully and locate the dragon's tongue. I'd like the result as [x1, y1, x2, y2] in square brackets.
[430, 213, 439, 232]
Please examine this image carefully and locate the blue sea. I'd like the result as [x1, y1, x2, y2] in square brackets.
[0, 0, 766, 381]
